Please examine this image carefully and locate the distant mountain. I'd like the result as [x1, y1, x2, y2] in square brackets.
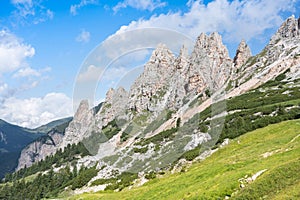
[16, 118, 72, 170]
[33, 117, 73, 134]
[0, 119, 44, 178]
[0, 117, 72, 179]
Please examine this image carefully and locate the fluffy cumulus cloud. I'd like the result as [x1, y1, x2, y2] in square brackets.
[0, 93, 73, 128]
[70, 0, 98, 16]
[113, 0, 166, 13]
[0, 29, 35, 74]
[115, 0, 297, 44]
[76, 29, 91, 43]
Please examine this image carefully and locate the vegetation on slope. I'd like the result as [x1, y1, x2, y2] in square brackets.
[3, 142, 90, 182]
[188, 77, 300, 145]
[0, 165, 98, 199]
[67, 119, 300, 199]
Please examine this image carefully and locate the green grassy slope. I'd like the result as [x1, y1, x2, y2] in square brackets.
[68, 119, 300, 200]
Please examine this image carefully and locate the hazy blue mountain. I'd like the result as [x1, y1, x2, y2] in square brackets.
[0, 117, 72, 179]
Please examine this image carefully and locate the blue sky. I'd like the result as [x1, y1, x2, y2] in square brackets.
[0, 0, 299, 128]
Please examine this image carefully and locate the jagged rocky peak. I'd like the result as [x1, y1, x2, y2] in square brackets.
[270, 15, 300, 45]
[233, 39, 252, 68]
[96, 86, 128, 126]
[103, 87, 128, 107]
[276, 15, 299, 38]
[192, 32, 230, 58]
[189, 32, 232, 91]
[174, 45, 189, 69]
[105, 88, 115, 103]
[148, 43, 175, 66]
[128, 44, 178, 113]
[60, 99, 94, 148]
[74, 100, 90, 121]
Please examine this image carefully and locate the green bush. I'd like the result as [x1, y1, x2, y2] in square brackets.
[104, 172, 138, 191]
[275, 73, 286, 82]
[143, 127, 178, 145]
[145, 171, 156, 180]
[199, 124, 208, 133]
[133, 147, 148, 154]
[143, 110, 174, 134]
[71, 166, 98, 190]
[205, 89, 211, 97]
[181, 146, 201, 161]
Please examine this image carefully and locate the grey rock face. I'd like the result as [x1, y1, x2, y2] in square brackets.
[60, 100, 94, 148]
[128, 44, 176, 113]
[16, 100, 95, 170]
[16, 131, 64, 170]
[189, 32, 232, 92]
[127, 32, 232, 114]
[271, 15, 300, 41]
[232, 16, 300, 88]
[233, 40, 252, 69]
[96, 87, 129, 127]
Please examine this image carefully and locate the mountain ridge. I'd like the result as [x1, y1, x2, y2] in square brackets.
[5, 15, 300, 198]
[16, 15, 300, 171]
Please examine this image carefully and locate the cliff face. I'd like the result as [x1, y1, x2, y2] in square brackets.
[189, 32, 232, 91]
[233, 40, 252, 69]
[16, 131, 64, 170]
[60, 100, 94, 148]
[16, 16, 300, 175]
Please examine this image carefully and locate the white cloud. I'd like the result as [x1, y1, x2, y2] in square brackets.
[13, 67, 40, 78]
[102, 66, 129, 82]
[0, 29, 35, 74]
[76, 29, 91, 43]
[11, 0, 32, 4]
[113, 0, 166, 13]
[0, 83, 8, 94]
[70, 0, 98, 16]
[0, 93, 73, 128]
[46, 9, 54, 19]
[40, 66, 51, 73]
[114, 0, 297, 43]
[13, 66, 51, 78]
[11, 0, 54, 25]
[77, 64, 103, 82]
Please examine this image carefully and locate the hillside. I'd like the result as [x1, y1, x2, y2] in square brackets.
[0, 73, 299, 199]
[68, 119, 300, 199]
[0, 120, 44, 178]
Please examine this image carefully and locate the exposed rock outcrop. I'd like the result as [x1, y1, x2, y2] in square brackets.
[60, 100, 94, 148]
[232, 15, 300, 88]
[16, 130, 64, 170]
[189, 32, 232, 91]
[128, 44, 176, 113]
[96, 87, 129, 127]
[233, 40, 252, 69]
[271, 15, 300, 42]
